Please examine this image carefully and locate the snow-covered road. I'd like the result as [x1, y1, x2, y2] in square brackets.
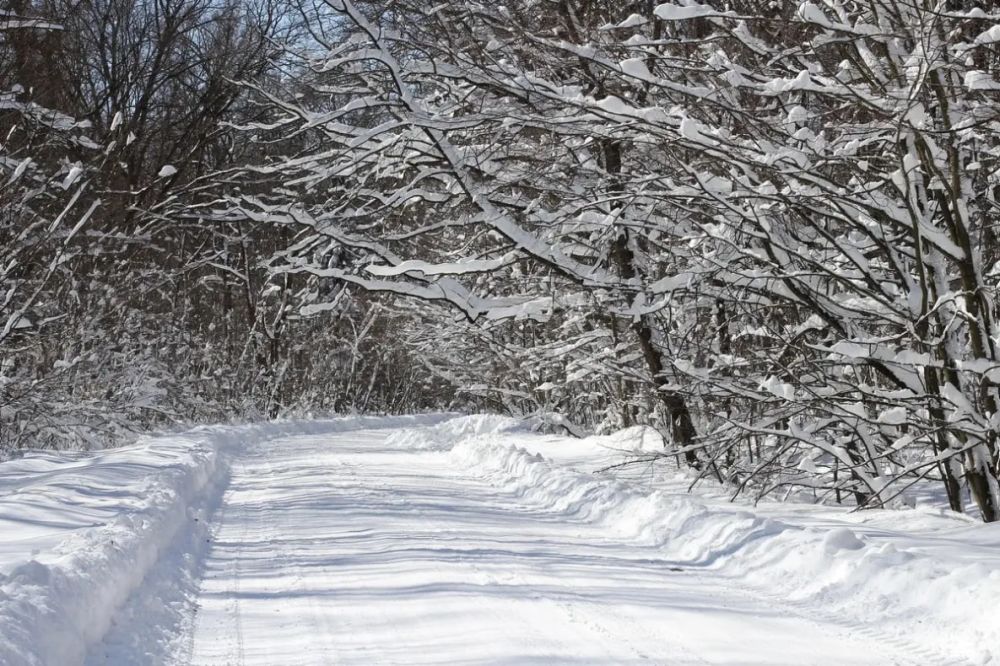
[4, 416, 995, 665]
[182, 428, 924, 665]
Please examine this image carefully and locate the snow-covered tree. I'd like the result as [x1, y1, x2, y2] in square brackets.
[227, 0, 1000, 521]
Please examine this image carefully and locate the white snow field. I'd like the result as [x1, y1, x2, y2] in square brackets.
[1, 416, 998, 665]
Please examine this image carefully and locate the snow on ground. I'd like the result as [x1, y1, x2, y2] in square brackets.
[449, 422, 1000, 665]
[0, 415, 997, 665]
[0, 415, 445, 666]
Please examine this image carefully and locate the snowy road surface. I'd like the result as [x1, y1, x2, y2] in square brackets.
[187, 429, 893, 665]
[3, 417, 995, 665]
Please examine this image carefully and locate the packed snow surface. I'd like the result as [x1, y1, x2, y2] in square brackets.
[1, 415, 997, 665]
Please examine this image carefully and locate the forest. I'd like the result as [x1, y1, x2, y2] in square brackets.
[4, 0, 1000, 523]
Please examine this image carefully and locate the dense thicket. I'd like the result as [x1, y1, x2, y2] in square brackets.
[6, 0, 1000, 522]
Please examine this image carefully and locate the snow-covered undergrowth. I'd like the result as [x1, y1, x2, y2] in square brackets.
[436, 422, 1000, 665]
[0, 414, 446, 666]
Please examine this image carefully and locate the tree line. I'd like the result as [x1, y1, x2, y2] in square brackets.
[0, 0, 447, 453]
[5, 0, 1000, 522]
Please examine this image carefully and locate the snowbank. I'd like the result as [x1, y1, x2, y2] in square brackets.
[0, 414, 447, 666]
[446, 427, 1000, 665]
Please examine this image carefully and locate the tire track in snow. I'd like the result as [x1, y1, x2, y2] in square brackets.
[229, 478, 247, 666]
[217, 460, 247, 666]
